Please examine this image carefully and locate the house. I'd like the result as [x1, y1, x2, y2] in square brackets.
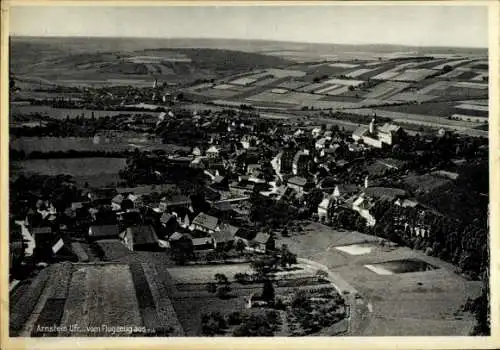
[211, 223, 239, 248]
[88, 225, 120, 240]
[185, 231, 215, 250]
[191, 212, 219, 233]
[252, 232, 275, 253]
[287, 176, 313, 196]
[120, 225, 159, 251]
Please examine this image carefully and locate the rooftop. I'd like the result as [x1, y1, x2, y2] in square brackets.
[192, 212, 219, 231]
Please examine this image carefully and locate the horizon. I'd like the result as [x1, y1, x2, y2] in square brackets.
[9, 5, 488, 49]
[9, 35, 488, 51]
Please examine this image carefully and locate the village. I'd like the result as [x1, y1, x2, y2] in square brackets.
[9, 101, 489, 336]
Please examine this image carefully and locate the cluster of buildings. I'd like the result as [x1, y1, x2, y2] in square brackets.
[11, 109, 448, 278]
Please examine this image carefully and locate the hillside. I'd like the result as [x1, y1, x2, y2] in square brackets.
[10, 37, 292, 85]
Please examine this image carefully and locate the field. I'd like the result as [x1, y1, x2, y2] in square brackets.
[362, 81, 411, 100]
[12, 157, 127, 187]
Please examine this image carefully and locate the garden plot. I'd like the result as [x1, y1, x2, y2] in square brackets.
[167, 264, 254, 284]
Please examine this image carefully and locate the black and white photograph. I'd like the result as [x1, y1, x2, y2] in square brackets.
[4, 1, 494, 344]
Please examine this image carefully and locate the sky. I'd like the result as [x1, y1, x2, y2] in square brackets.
[9, 4, 488, 48]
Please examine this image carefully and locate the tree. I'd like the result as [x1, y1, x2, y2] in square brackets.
[261, 279, 275, 302]
[215, 273, 229, 285]
[236, 239, 246, 254]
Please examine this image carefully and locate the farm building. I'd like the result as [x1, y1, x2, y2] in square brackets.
[211, 223, 239, 247]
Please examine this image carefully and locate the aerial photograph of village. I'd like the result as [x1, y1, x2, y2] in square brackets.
[7, 4, 490, 338]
